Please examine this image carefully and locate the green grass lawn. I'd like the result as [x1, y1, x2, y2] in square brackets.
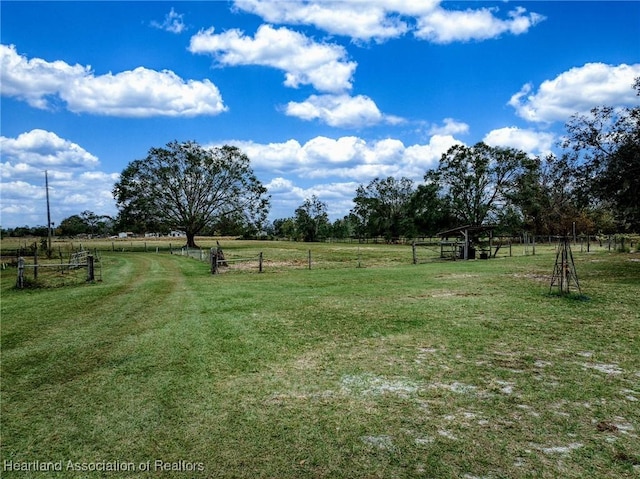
[1, 243, 639, 478]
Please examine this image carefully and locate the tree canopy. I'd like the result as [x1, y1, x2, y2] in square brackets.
[113, 141, 269, 247]
[351, 177, 416, 240]
[295, 195, 330, 242]
[427, 142, 537, 227]
[563, 81, 640, 231]
[13, 83, 640, 242]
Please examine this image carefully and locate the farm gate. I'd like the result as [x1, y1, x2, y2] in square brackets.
[15, 249, 101, 288]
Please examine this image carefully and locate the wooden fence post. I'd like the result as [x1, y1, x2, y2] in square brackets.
[34, 249, 38, 281]
[87, 254, 95, 282]
[412, 241, 417, 265]
[211, 248, 218, 274]
[259, 252, 263, 273]
[532, 235, 536, 256]
[17, 257, 24, 288]
[308, 250, 312, 270]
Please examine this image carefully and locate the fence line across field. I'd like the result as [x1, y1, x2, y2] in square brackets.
[210, 249, 263, 275]
[16, 252, 99, 288]
[219, 256, 261, 263]
[7, 233, 635, 287]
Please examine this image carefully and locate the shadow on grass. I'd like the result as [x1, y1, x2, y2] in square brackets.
[546, 291, 591, 302]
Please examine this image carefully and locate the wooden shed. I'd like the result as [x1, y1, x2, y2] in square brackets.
[437, 224, 497, 260]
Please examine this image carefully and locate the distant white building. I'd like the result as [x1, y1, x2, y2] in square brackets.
[169, 230, 186, 238]
[118, 232, 134, 239]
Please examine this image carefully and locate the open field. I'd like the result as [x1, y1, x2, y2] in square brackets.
[1, 241, 639, 478]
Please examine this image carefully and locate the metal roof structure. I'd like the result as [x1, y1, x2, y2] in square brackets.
[437, 224, 498, 260]
[437, 224, 497, 238]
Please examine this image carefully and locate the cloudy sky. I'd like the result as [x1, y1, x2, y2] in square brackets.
[1, 1, 639, 229]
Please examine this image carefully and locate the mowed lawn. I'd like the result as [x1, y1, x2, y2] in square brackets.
[1, 243, 639, 478]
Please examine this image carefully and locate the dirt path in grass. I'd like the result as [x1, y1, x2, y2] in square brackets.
[99, 253, 196, 322]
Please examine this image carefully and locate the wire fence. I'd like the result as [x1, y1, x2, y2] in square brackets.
[15, 249, 102, 288]
[2, 233, 637, 285]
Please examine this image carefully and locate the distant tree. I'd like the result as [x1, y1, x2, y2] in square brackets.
[563, 79, 640, 231]
[95, 216, 115, 236]
[59, 215, 89, 236]
[351, 177, 415, 240]
[71, 210, 113, 236]
[514, 154, 580, 235]
[294, 195, 330, 242]
[408, 182, 456, 236]
[30, 225, 50, 237]
[331, 215, 357, 239]
[209, 211, 247, 236]
[12, 226, 34, 237]
[429, 142, 536, 227]
[2, 225, 49, 237]
[113, 141, 270, 248]
[77, 211, 99, 236]
[273, 218, 297, 239]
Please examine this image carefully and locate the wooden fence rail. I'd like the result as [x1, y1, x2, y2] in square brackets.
[16, 254, 96, 288]
[211, 249, 262, 275]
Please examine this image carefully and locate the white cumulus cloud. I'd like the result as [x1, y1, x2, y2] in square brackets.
[233, 0, 417, 42]
[1, 129, 99, 172]
[404, 134, 462, 170]
[189, 24, 356, 92]
[509, 62, 640, 123]
[228, 133, 461, 183]
[483, 127, 556, 157]
[0, 44, 227, 117]
[415, 5, 545, 43]
[233, 0, 544, 43]
[429, 118, 470, 136]
[264, 177, 361, 219]
[0, 129, 119, 227]
[151, 7, 187, 34]
[244, 132, 461, 220]
[285, 94, 402, 128]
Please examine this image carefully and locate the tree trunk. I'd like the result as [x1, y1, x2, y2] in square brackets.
[186, 231, 198, 248]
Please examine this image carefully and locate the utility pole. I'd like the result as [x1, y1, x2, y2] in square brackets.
[45, 170, 52, 254]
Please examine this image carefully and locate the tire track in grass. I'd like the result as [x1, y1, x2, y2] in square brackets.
[1, 253, 213, 466]
[91, 254, 238, 462]
[1, 253, 195, 396]
[67, 252, 203, 382]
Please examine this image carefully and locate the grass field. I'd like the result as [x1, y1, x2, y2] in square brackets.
[1, 240, 639, 478]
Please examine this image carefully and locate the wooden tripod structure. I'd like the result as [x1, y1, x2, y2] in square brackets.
[549, 237, 581, 295]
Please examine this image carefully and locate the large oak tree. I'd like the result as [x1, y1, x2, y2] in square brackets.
[113, 141, 269, 247]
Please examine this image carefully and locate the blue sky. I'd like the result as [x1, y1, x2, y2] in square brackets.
[1, 1, 639, 229]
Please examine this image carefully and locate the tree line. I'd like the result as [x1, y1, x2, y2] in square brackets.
[273, 80, 640, 242]
[3, 80, 638, 244]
